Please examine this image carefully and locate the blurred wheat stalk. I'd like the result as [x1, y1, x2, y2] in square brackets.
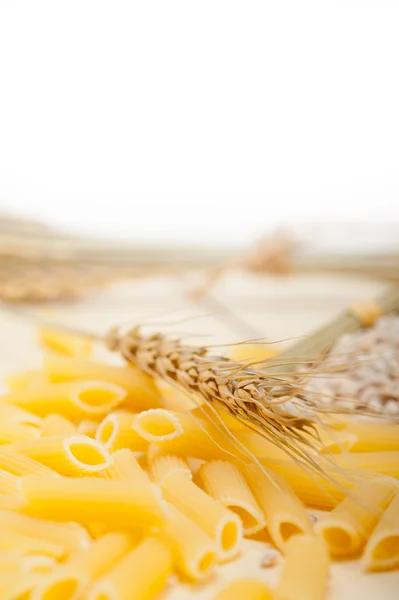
[1, 214, 399, 304]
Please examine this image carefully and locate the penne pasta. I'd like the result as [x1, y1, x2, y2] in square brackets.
[214, 578, 273, 600]
[150, 452, 192, 483]
[229, 342, 278, 364]
[316, 478, 398, 557]
[96, 411, 147, 452]
[0, 493, 24, 512]
[198, 461, 265, 535]
[0, 448, 59, 477]
[158, 470, 242, 561]
[0, 468, 20, 495]
[43, 354, 162, 411]
[345, 420, 399, 453]
[20, 553, 58, 574]
[77, 419, 98, 437]
[0, 573, 42, 600]
[40, 414, 77, 436]
[0, 530, 65, 559]
[0, 422, 40, 444]
[0, 550, 56, 574]
[162, 501, 216, 580]
[133, 409, 253, 463]
[1, 380, 127, 420]
[12, 434, 113, 475]
[0, 511, 91, 555]
[261, 454, 393, 510]
[31, 532, 133, 600]
[276, 534, 330, 600]
[3, 370, 47, 392]
[238, 427, 357, 459]
[21, 474, 164, 529]
[87, 536, 173, 600]
[156, 380, 199, 412]
[99, 448, 150, 482]
[38, 326, 93, 358]
[332, 450, 399, 479]
[363, 489, 399, 571]
[244, 465, 313, 550]
[0, 404, 42, 428]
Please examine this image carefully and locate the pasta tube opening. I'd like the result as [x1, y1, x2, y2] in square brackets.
[319, 524, 355, 555]
[370, 535, 399, 562]
[72, 383, 126, 414]
[197, 550, 215, 574]
[279, 521, 303, 543]
[22, 554, 57, 574]
[66, 438, 110, 469]
[33, 576, 82, 600]
[98, 421, 114, 444]
[218, 515, 241, 558]
[133, 409, 181, 440]
[363, 492, 399, 571]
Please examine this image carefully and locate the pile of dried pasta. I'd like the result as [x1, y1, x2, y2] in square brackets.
[0, 329, 398, 600]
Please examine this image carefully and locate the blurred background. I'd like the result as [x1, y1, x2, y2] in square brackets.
[0, 0, 398, 366]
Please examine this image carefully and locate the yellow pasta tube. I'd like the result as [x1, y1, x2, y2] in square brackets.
[40, 414, 77, 436]
[0, 448, 58, 477]
[333, 451, 399, 479]
[198, 461, 265, 535]
[21, 475, 164, 528]
[238, 427, 357, 459]
[229, 342, 278, 363]
[12, 434, 113, 475]
[159, 471, 242, 560]
[363, 490, 399, 571]
[87, 536, 173, 600]
[276, 534, 330, 600]
[96, 411, 147, 452]
[77, 419, 98, 437]
[190, 404, 247, 432]
[133, 409, 251, 462]
[315, 478, 398, 557]
[150, 453, 192, 483]
[38, 326, 93, 357]
[214, 578, 273, 600]
[0, 511, 91, 555]
[0, 573, 42, 600]
[345, 421, 399, 452]
[99, 448, 150, 482]
[0, 550, 57, 574]
[0, 403, 42, 428]
[0, 468, 20, 495]
[0, 494, 24, 512]
[0, 422, 40, 444]
[1, 380, 127, 419]
[244, 465, 313, 550]
[261, 455, 390, 510]
[43, 354, 162, 411]
[162, 501, 216, 580]
[156, 380, 198, 412]
[20, 553, 58, 574]
[32, 532, 133, 600]
[0, 530, 64, 558]
[4, 369, 46, 392]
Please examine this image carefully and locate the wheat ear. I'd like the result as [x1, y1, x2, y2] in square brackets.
[105, 327, 337, 471]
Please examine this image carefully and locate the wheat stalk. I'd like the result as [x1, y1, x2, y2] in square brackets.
[106, 326, 344, 471]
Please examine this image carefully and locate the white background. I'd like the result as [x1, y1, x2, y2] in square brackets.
[0, 1, 398, 246]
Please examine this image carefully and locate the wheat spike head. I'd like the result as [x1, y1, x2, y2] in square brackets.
[106, 326, 329, 467]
